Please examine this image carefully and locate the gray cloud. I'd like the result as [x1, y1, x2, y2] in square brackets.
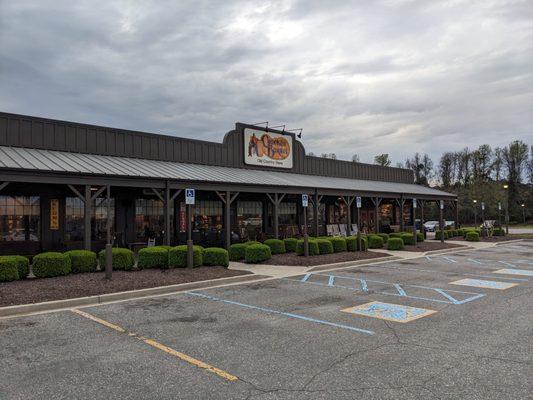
[0, 0, 531, 164]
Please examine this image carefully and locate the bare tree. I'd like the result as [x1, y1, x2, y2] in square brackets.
[502, 140, 529, 220]
[405, 153, 433, 186]
[308, 151, 316, 157]
[492, 147, 504, 181]
[438, 152, 454, 187]
[351, 154, 360, 162]
[374, 154, 391, 166]
[528, 145, 533, 184]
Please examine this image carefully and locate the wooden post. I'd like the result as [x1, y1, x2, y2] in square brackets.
[165, 181, 171, 246]
[314, 190, 319, 237]
[399, 196, 405, 232]
[273, 193, 279, 239]
[346, 196, 352, 236]
[225, 191, 231, 249]
[84, 185, 91, 251]
[374, 197, 381, 233]
[420, 199, 426, 239]
[105, 185, 112, 280]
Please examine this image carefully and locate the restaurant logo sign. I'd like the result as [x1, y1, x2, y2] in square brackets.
[244, 128, 293, 169]
[50, 199, 59, 230]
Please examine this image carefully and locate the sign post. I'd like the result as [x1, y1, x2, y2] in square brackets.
[439, 200, 444, 243]
[412, 198, 417, 247]
[481, 201, 486, 236]
[356, 196, 362, 251]
[302, 194, 309, 257]
[498, 202, 502, 227]
[185, 189, 195, 268]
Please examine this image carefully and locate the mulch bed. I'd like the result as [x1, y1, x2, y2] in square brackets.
[401, 241, 466, 252]
[0, 267, 251, 307]
[255, 251, 390, 267]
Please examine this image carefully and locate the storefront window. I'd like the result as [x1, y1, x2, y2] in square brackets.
[135, 199, 172, 239]
[65, 197, 115, 241]
[278, 202, 297, 225]
[193, 201, 223, 231]
[237, 201, 262, 240]
[0, 196, 40, 242]
[327, 201, 347, 224]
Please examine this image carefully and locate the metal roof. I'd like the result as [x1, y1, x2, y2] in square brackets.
[0, 146, 454, 198]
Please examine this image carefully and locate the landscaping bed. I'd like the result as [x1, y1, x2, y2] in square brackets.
[0, 267, 251, 307]
[254, 250, 389, 266]
[448, 234, 533, 242]
[401, 241, 467, 252]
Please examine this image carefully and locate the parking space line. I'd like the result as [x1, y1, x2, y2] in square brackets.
[498, 261, 518, 268]
[71, 309, 238, 382]
[187, 291, 374, 335]
[493, 269, 533, 277]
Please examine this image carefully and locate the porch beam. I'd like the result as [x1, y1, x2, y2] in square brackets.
[67, 184, 85, 202]
[90, 186, 106, 201]
[0, 181, 9, 192]
[84, 185, 92, 251]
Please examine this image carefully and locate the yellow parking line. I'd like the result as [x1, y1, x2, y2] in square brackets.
[71, 309, 238, 382]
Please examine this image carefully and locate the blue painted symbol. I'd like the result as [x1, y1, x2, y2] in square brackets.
[185, 188, 195, 205]
[342, 301, 436, 323]
[450, 278, 518, 290]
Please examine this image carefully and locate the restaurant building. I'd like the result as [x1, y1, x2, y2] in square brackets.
[0, 112, 456, 255]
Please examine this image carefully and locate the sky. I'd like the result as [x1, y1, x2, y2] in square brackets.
[0, 0, 532, 165]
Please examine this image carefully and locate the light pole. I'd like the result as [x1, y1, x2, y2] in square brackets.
[473, 199, 477, 226]
[503, 184, 509, 234]
[522, 203, 526, 224]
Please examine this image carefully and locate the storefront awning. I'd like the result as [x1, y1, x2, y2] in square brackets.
[0, 145, 455, 199]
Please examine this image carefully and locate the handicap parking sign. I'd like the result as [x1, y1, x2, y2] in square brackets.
[302, 194, 308, 207]
[413, 198, 417, 208]
[185, 188, 195, 205]
[356, 196, 362, 208]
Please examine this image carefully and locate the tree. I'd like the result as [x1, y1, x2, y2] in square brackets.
[502, 140, 529, 220]
[405, 153, 433, 186]
[374, 154, 391, 166]
[352, 154, 360, 163]
[456, 148, 471, 186]
[438, 152, 454, 187]
[492, 147, 504, 181]
[308, 151, 316, 157]
[528, 145, 533, 184]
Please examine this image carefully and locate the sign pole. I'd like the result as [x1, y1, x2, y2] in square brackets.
[412, 198, 417, 247]
[439, 200, 444, 243]
[302, 194, 309, 257]
[356, 196, 362, 251]
[185, 189, 195, 268]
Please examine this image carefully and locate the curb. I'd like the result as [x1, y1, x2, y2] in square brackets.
[0, 273, 270, 319]
[423, 246, 475, 255]
[494, 239, 530, 246]
[308, 255, 400, 272]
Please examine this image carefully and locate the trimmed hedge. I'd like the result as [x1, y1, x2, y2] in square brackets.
[229, 243, 248, 261]
[264, 239, 286, 254]
[328, 237, 347, 253]
[65, 250, 97, 273]
[296, 239, 320, 256]
[33, 252, 72, 278]
[401, 233, 415, 245]
[368, 235, 384, 249]
[283, 237, 298, 253]
[416, 232, 424, 242]
[493, 227, 506, 236]
[377, 233, 389, 243]
[245, 244, 272, 263]
[387, 237, 404, 250]
[346, 235, 368, 251]
[168, 245, 203, 268]
[435, 230, 448, 240]
[316, 238, 334, 254]
[138, 246, 169, 269]
[203, 247, 229, 267]
[463, 228, 481, 238]
[244, 241, 260, 246]
[98, 247, 135, 271]
[0, 257, 19, 282]
[0, 255, 29, 279]
[389, 232, 403, 238]
[466, 231, 480, 242]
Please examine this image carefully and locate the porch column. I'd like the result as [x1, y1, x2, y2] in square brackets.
[165, 181, 171, 246]
[343, 195, 355, 236]
[217, 191, 240, 250]
[420, 199, 426, 238]
[372, 197, 382, 233]
[84, 185, 92, 251]
[397, 196, 405, 232]
[266, 193, 285, 239]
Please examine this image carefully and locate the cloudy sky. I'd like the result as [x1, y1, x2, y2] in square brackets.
[1, 0, 532, 164]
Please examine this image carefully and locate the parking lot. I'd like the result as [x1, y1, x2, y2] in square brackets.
[1, 242, 532, 399]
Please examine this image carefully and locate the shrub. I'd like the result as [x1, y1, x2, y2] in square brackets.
[33, 252, 72, 278]
[387, 237, 404, 250]
[0, 257, 19, 282]
[65, 250, 97, 273]
[401, 233, 415, 245]
[97, 247, 135, 271]
[346, 236, 357, 251]
[0, 255, 29, 279]
[377, 233, 389, 243]
[328, 237, 347, 253]
[416, 232, 424, 242]
[463, 228, 481, 238]
[457, 228, 465, 236]
[296, 239, 320, 256]
[137, 246, 169, 269]
[168, 245, 203, 268]
[493, 227, 506, 236]
[264, 239, 286, 254]
[203, 247, 229, 267]
[283, 237, 298, 253]
[316, 238, 334, 254]
[244, 241, 260, 246]
[435, 230, 448, 240]
[229, 243, 248, 261]
[245, 244, 272, 263]
[368, 235, 384, 249]
[466, 231, 480, 242]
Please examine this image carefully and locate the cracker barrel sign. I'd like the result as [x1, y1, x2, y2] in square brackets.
[50, 199, 60, 230]
[244, 128, 293, 169]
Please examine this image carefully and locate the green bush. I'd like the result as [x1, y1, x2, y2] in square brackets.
[65, 250, 97, 273]
[401, 233, 415, 245]
[33, 252, 72, 278]
[346, 236, 357, 251]
[316, 238, 334, 254]
[493, 227, 506, 236]
[137, 246, 169, 269]
[168, 245, 203, 268]
[244, 241, 260, 246]
[416, 232, 424, 242]
[296, 239, 320, 256]
[456, 228, 465, 236]
[377, 233, 389, 243]
[0, 255, 29, 279]
[435, 230, 448, 240]
[283, 237, 298, 252]
[387, 237, 404, 250]
[98, 247, 135, 271]
[466, 231, 480, 242]
[0, 257, 19, 282]
[368, 235, 384, 249]
[229, 243, 248, 261]
[203, 247, 229, 267]
[389, 232, 403, 238]
[463, 228, 481, 238]
[264, 239, 286, 254]
[245, 244, 272, 263]
[328, 237, 347, 253]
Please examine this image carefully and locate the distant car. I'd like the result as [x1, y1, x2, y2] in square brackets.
[423, 221, 439, 232]
[445, 220, 455, 228]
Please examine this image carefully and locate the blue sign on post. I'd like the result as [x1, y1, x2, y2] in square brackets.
[302, 194, 308, 207]
[356, 196, 362, 208]
[185, 188, 195, 205]
[413, 198, 417, 209]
